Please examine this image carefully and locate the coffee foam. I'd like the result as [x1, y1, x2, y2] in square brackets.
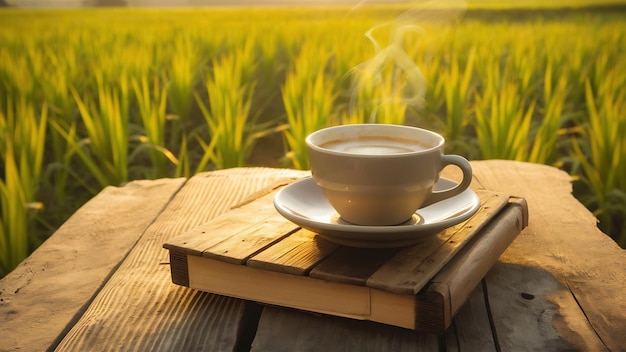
[320, 136, 426, 155]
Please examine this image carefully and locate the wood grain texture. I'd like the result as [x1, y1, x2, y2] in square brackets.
[251, 306, 440, 352]
[450, 281, 497, 352]
[484, 262, 605, 351]
[164, 176, 304, 259]
[309, 246, 400, 286]
[54, 168, 306, 352]
[247, 229, 340, 275]
[466, 160, 625, 351]
[0, 178, 185, 352]
[162, 192, 280, 256]
[204, 217, 300, 264]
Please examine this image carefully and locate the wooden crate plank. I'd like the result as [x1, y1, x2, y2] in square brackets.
[367, 191, 510, 295]
[164, 174, 304, 256]
[309, 247, 400, 286]
[163, 191, 279, 256]
[54, 168, 307, 351]
[251, 305, 440, 352]
[0, 178, 185, 352]
[203, 216, 299, 264]
[165, 176, 305, 258]
[247, 229, 340, 275]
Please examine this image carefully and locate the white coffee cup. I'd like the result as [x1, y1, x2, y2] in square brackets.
[306, 124, 472, 226]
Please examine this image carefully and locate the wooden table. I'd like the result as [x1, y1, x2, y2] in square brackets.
[1, 160, 624, 351]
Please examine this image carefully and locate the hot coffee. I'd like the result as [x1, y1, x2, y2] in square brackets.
[306, 124, 472, 226]
[320, 136, 428, 155]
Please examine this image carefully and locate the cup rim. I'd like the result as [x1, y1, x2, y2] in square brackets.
[306, 124, 444, 156]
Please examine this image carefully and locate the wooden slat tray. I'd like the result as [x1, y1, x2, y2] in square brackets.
[164, 181, 528, 333]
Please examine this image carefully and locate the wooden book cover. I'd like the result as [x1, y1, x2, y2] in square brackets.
[164, 181, 528, 332]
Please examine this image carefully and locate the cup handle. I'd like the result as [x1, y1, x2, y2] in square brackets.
[422, 154, 473, 207]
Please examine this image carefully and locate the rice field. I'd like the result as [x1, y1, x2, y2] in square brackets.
[1, 3, 625, 277]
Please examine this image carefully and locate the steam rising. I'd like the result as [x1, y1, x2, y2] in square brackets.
[346, 0, 467, 123]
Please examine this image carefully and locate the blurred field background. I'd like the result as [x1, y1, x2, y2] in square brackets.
[1, 0, 625, 277]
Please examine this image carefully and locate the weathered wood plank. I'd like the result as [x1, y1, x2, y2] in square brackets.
[247, 229, 340, 275]
[163, 176, 303, 257]
[484, 262, 606, 351]
[204, 216, 299, 264]
[309, 246, 400, 286]
[466, 160, 623, 350]
[0, 178, 186, 352]
[164, 176, 303, 259]
[556, 278, 626, 351]
[449, 281, 497, 352]
[54, 168, 307, 351]
[162, 192, 280, 256]
[251, 306, 440, 352]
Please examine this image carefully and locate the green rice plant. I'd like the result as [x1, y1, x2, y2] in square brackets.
[0, 145, 28, 277]
[374, 79, 410, 125]
[281, 43, 337, 170]
[473, 42, 504, 106]
[589, 49, 626, 106]
[0, 97, 48, 208]
[39, 45, 80, 204]
[255, 25, 289, 75]
[256, 33, 284, 106]
[414, 50, 446, 129]
[52, 76, 131, 190]
[527, 57, 569, 165]
[83, 37, 128, 92]
[504, 35, 538, 100]
[571, 80, 626, 247]
[0, 47, 35, 99]
[345, 76, 378, 125]
[473, 82, 536, 160]
[440, 46, 476, 153]
[340, 77, 408, 125]
[0, 97, 47, 276]
[166, 36, 201, 146]
[132, 75, 178, 179]
[195, 41, 259, 170]
[175, 133, 191, 179]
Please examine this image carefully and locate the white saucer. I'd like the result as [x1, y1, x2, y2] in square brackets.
[273, 177, 481, 248]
